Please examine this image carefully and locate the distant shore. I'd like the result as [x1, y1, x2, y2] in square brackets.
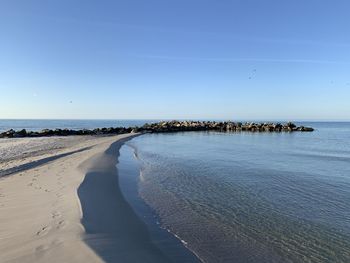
[0, 120, 314, 139]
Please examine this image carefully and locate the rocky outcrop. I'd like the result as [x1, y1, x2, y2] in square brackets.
[0, 121, 314, 138]
[0, 127, 133, 138]
[139, 121, 314, 133]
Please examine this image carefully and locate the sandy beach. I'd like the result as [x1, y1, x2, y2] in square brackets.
[0, 133, 172, 263]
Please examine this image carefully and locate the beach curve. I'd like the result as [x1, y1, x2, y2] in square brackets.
[0, 133, 168, 263]
[78, 134, 175, 263]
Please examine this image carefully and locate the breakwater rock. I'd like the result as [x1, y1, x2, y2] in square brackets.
[0, 121, 314, 138]
[141, 121, 314, 133]
[0, 127, 133, 138]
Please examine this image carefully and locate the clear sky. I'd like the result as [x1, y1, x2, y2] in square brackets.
[1, 0, 349, 120]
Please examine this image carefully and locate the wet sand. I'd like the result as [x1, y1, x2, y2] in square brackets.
[78, 137, 172, 263]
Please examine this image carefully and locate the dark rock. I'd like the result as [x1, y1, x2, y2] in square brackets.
[13, 129, 27, 138]
[3, 129, 16, 138]
[300, 126, 314, 132]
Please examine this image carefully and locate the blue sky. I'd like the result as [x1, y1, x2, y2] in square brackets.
[0, 0, 349, 120]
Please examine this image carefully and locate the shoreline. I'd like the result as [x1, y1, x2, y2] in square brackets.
[77, 134, 174, 263]
[117, 143, 202, 263]
[1, 133, 192, 262]
[1, 123, 348, 262]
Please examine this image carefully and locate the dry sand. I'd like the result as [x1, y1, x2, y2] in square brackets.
[0, 133, 170, 263]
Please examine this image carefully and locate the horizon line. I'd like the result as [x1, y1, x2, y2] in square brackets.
[0, 118, 349, 122]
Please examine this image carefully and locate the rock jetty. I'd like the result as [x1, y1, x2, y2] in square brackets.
[0, 121, 314, 139]
[0, 127, 133, 138]
[141, 121, 314, 133]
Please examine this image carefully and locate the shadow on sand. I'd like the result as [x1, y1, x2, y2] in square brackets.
[77, 137, 173, 263]
[0, 146, 92, 178]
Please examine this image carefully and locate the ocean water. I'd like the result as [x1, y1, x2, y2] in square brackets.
[0, 119, 157, 132]
[122, 122, 350, 263]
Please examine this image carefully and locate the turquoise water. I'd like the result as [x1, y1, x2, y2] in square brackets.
[125, 122, 350, 263]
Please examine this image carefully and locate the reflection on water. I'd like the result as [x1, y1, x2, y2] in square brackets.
[128, 123, 350, 263]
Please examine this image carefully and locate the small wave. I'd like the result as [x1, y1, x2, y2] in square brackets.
[289, 151, 350, 162]
[139, 170, 145, 182]
[164, 227, 205, 262]
[125, 142, 141, 160]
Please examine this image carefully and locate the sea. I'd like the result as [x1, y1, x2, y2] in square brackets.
[1, 120, 350, 262]
[0, 119, 156, 132]
[121, 122, 350, 263]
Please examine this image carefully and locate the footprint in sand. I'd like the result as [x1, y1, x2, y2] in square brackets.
[51, 239, 63, 247]
[56, 220, 66, 230]
[36, 225, 51, 236]
[51, 211, 61, 219]
[55, 193, 63, 198]
[35, 239, 62, 256]
[35, 244, 49, 254]
[28, 183, 33, 186]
